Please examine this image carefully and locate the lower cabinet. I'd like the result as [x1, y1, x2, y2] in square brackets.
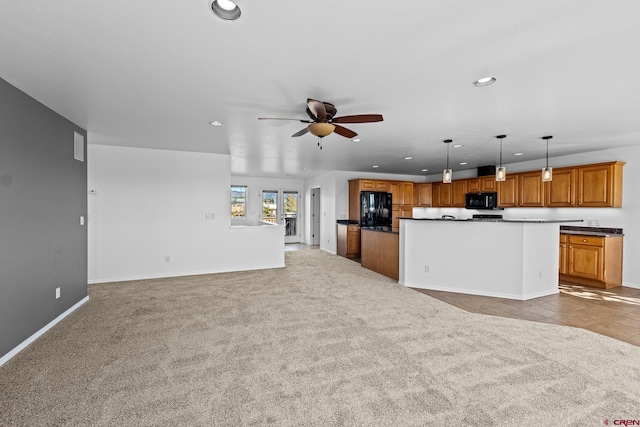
[361, 229, 399, 280]
[337, 224, 360, 259]
[560, 234, 623, 288]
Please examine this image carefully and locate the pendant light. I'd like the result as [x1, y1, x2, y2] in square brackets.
[495, 135, 507, 181]
[542, 135, 553, 182]
[443, 139, 452, 183]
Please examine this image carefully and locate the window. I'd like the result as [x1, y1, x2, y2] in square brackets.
[230, 185, 247, 218]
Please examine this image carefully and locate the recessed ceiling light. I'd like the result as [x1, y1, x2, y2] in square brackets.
[472, 76, 496, 87]
[514, 152, 524, 156]
[372, 165, 379, 168]
[453, 144, 463, 148]
[421, 169, 429, 172]
[210, 0, 241, 20]
[209, 121, 224, 126]
[460, 162, 468, 165]
[404, 156, 413, 160]
[352, 138, 361, 142]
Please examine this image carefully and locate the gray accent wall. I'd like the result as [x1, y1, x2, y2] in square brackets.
[0, 77, 87, 359]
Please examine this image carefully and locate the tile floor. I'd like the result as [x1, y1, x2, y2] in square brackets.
[414, 283, 640, 346]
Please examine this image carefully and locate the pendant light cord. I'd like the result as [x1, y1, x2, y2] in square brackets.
[546, 138, 549, 168]
[446, 143, 450, 169]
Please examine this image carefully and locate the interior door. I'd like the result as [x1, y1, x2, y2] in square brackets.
[261, 189, 300, 243]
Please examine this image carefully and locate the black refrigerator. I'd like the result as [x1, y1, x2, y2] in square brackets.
[360, 191, 392, 227]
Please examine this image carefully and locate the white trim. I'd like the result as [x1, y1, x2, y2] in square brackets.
[400, 281, 558, 301]
[0, 296, 89, 367]
[623, 281, 640, 289]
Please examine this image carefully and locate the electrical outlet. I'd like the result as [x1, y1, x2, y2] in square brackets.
[165, 256, 170, 263]
[425, 265, 430, 273]
[80, 215, 85, 226]
[593, 218, 600, 226]
[205, 213, 215, 220]
[538, 271, 543, 279]
[55, 287, 60, 299]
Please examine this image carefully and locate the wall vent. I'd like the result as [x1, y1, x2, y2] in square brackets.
[73, 132, 85, 162]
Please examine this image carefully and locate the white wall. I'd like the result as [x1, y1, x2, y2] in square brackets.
[414, 144, 640, 288]
[88, 145, 284, 283]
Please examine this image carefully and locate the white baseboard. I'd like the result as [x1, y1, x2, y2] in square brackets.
[0, 296, 89, 367]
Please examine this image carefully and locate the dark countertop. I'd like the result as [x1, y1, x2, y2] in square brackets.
[560, 225, 624, 237]
[400, 217, 584, 224]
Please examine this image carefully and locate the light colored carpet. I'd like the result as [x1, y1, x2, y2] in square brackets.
[1, 249, 639, 426]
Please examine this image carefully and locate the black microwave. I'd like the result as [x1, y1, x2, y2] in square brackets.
[465, 192, 499, 210]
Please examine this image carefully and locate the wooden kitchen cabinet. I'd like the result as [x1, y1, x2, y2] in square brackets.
[413, 183, 432, 207]
[576, 161, 625, 207]
[497, 175, 518, 207]
[452, 180, 468, 207]
[545, 167, 576, 207]
[561, 234, 623, 288]
[390, 181, 413, 230]
[361, 229, 399, 280]
[468, 176, 497, 193]
[337, 224, 360, 259]
[559, 234, 568, 275]
[518, 171, 545, 207]
[431, 182, 452, 207]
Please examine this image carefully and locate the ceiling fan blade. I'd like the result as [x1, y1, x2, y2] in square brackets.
[332, 114, 383, 124]
[258, 117, 312, 123]
[333, 125, 358, 138]
[291, 127, 309, 137]
[307, 98, 327, 121]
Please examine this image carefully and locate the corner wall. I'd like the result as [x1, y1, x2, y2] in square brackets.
[0, 77, 87, 359]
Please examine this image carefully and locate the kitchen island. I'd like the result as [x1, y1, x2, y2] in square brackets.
[399, 218, 580, 300]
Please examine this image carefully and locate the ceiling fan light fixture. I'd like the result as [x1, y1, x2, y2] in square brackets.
[308, 122, 335, 137]
[211, 0, 241, 20]
[473, 76, 496, 87]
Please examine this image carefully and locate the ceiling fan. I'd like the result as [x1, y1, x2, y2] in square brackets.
[259, 98, 383, 149]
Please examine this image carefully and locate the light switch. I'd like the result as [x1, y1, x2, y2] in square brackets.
[80, 215, 85, 226]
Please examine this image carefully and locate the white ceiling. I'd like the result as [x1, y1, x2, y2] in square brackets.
[2, 1, 640, 178]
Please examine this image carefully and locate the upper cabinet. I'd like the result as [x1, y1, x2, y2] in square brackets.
[349, 161, 623, 218]
[359, 179, 388, 192]
[576, 161, 625, 208]
[413, 183, 432, 207]
[468, 176, 497, 193]
[545, 167, 576, 207]
[432, 180, 466, 207]
[452, 180, 468, 207]
[517, 171, 545, 207]
[497, 175, 518, 207]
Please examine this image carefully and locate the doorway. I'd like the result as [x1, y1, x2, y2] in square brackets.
[311, 188, 321, 246]
[261, 189, 300, 243]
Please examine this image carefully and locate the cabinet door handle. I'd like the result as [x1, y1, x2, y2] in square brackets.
[583, 239, 587, 242]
